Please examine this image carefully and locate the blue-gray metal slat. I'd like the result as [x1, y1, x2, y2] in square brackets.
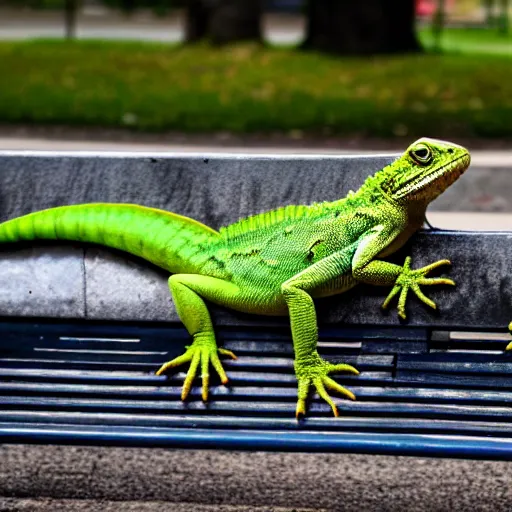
[2, 321, 512, 459]
[0, 368, 393, 388]
[2, 411, 512, 437]
[397, 353, 512, 374]
[4, 382, 512, 407]
[3, 395, 512, 422]
[2, 423, 512, 460]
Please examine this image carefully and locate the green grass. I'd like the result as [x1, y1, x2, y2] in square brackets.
[0, 37, 510, 138]
[419, 27, 512, 56]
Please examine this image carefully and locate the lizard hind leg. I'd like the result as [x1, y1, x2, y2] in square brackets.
[155, 274, 240, 401]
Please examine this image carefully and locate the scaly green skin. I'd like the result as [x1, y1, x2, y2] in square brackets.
[507, 323, 512, 351]
[0, 138, 471, 417]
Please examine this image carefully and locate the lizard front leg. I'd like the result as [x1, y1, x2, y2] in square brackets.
[354, 256, 454, 320]
[352, 228, 455, 320]
[282, 248, 360, 418]
[156, 274, 239, 401]
[505, 322, 512, 351]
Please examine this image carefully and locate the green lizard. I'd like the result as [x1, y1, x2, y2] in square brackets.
[0, 137, 470, 417]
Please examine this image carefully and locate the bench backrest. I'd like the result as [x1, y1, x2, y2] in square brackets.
[0, 151, 509, 330]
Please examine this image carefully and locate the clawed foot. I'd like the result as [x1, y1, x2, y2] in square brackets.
[382, 256, 455, 320]
[505, 322, 512, 351]
[155, 336, 237, 401]
[295, 354, 359, 419]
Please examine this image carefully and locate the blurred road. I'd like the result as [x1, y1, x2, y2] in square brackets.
[0, 6, 489, 42]
[0, 9, 305, 44]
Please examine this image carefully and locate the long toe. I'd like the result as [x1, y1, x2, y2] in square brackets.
[329, 363, 359, 375]
[296, 398, 307, 419]
[314, 378, 339, 417]
[323, 376, 356, 401]
[155, 352, 192, 376]
[181, 350, 201, 400]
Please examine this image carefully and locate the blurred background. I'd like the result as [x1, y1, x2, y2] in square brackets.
[0, 3, 512, 512]
[0, 0, 510, 152]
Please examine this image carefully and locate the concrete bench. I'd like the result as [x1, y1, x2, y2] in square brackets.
[0, 151, 511, 459]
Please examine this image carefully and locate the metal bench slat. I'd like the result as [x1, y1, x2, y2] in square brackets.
[2, 321, 512, 458]
[4, 382, 512, 407]
[3, 394, 512, 422]
[3, 410, 512, 437]
[3, 423, 512, 460]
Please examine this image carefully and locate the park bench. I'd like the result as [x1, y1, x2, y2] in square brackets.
[0, 150, 511, 460]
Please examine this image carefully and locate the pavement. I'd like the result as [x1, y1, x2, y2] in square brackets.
[0, 9, 305, 44]
[2, 445, 512, 512]
[0, 6, 490, 43]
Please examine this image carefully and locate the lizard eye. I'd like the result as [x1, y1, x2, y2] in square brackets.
[410, 144, 432, 165]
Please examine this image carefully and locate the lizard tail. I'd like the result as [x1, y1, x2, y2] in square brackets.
[0, 203, 221, 275]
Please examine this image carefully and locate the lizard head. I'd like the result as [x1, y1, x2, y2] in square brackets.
[378, 138, 471, 204]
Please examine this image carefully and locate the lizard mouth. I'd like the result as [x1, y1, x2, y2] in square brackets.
[393, 153, 471, 201]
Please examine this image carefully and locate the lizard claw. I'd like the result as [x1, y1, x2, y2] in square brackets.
[295, 356, 359, 419]
[382, 256, 454, 320]
[156, 337, 236, 401]
[505, 321, 512, 351]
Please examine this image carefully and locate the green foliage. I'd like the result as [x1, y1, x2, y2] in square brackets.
[0, 39, 510, 138]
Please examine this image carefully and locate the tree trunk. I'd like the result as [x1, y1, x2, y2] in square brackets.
[64, 0, 78, 40]
[498, 0, 509, 34]
[432, 0, 446, 52]
[484, 0, 495, 27]
[186, 0, 262, 44]
[185, 0, 211, 42]
[303, 0, 421, 55]
[209, 0, 262, 45]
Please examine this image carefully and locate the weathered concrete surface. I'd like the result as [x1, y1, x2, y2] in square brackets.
[0, 152, 393, 322]
[0, 244, 85, 318]
[1, 152, 511, 221]
[1, 445, 512, 512]
[84, 247, 172, 321]
[0, 153, 396, 225]
[0, 230, 509, 327]
[0, 498, 319, 512]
